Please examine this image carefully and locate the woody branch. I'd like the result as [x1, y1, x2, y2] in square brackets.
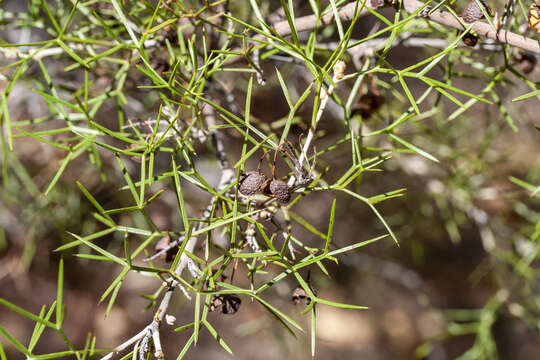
[260, 1, 540, 55]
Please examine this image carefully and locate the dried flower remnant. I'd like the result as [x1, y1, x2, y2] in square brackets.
[333, 60, 346, 80]
[165, 315, 176, 325]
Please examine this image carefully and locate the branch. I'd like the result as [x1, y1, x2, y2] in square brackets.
[405, 0, 540, 55]
[259, 1, 540, 55]
[100, 98, 235, 360]
[287, 60, 346, 188]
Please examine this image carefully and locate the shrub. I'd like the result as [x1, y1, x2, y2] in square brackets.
[0, 1, 538, 359]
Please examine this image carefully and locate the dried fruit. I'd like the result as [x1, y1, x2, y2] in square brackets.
[351, 76, 384, 120]
[530, 3, 540, 33]
[463, 33, 478, 47]
[210, 294, 241, 314]
[351, 91, 385, 119]
[268, 179, 291, 204]
[462, 1, 492, 23]
[239, 171, 267, 196]
[151, 58, 170, 74]
[514, 52, 537, 74]
[292, 286, 311, 305]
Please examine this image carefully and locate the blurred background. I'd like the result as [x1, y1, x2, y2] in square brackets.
[1, 1, 540, 359]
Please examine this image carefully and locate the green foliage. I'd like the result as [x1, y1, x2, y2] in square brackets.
[0, 0, 538, 359]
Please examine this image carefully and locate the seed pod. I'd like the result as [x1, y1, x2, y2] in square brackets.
[530, 3, 540, 34]
[210, 294, 241, 314]
[463, 33, 478, 47]
[151, 58, 170, 74]
[351, 91, 385, 119]
[370, 0, 386, 9]
[269, 179, 291, 204]
[239, 171, 267, 196]
[462, 1, 492, 23]
[515, 52, 537, 74]
[292, 287, 311, 305]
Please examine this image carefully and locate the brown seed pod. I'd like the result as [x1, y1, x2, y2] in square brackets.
[151, 58, 170, 74]
[463, 33, 479, 47]
[268, 179, 291, 204]
[515, 52, 537, 74]
[530, 3, 540, 33]
[462, 1, 492, 23]
[351, 91, 385, 119]
[292, 287, 311, 305]
[351, 76, 384, 120]
[239, 171, 267, 196]
[210, 294, 241, 314]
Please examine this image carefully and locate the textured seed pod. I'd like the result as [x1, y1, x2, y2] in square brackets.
[351, 91, 385, 119]
[516, 53, 537, 74]
[461, 0, 493, 23]
[463, 33, 478, 47]
[239, 171, 267, 196]
[530, 3, 540, 34]
[269, 179, 291, 204]
[462, 1, 488, 23]
[292, 286, 311, 305]
[210, 294, 241, 314]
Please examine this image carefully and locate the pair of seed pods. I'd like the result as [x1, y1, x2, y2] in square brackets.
[239, 148, 292, 204]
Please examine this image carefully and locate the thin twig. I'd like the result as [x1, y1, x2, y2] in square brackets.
[100, 98, 234, 360]
[288, 60, 346, 188]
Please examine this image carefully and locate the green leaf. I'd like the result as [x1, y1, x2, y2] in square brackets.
[389, 133, 439, 163]
[56, 258, 64, 327]
[0, 93, 12, 150]
[509, 176, 539, 196]
[176, 332, 195, 360]
[172, 155, 190, 231]
[342, 188, 399, 245]
[0, 298, 56, 329]
[45, 151, 75, 196]
[0, 325, 29, 355]
[110, 0, 140, 47]
[203, 320, 233, 355]
[512, 89, 540, 102]
[67, 232, 127, 267]
[324, 199, 336, 253]
[315, 298, 368, 310]
[253, 295, 303, 333]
